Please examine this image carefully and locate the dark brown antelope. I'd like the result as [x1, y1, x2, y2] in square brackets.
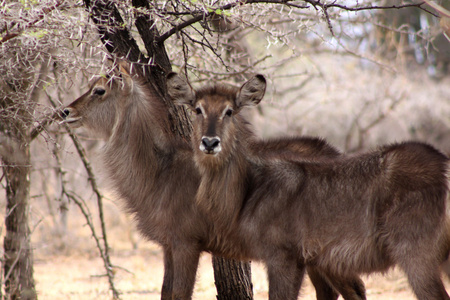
[61, 62, 365, 300]
[168, 73, 450, 300]
[62, 65, 204, 300]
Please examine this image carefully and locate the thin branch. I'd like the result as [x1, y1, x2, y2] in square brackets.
[192, 54, 271, 77]
[181, 27, 229, 70]
[65, 128, 120, 299]
[360, 93, 405, 135]
[46, 93, 120, 299]
[157, 0, 437, 43]
[345, 92, 406, 152]
[2, 244, 24, 288]
[304, 1, 438, 17]
[30, 111, 60, 141]
[320, 2, 334, 36]
[157, 0, 308, 42]
[0, 1, 65, 45]
[422, 0, 450, 17]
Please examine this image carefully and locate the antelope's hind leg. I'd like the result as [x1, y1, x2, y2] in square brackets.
[387, 198, 450, 299]
[392, 230, 449, 299]
[327, 274, 366, 300]
[307, 267, 338, 300]
[402, 261, 449, 300]
[308, 267, 366, 300]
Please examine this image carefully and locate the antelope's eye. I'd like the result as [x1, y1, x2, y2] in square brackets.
[195, 107, 202, 115]
[93, 87, 106, 96]
[225, 109, 233, 117]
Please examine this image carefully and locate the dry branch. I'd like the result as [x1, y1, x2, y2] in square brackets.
[157, 0, 437, 42]
[0, 1, 66, 46]
[46, 93, 120, 299]
[64, 127, 120, 299]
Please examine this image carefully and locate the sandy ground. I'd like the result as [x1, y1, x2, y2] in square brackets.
[33, 238, 445, 300]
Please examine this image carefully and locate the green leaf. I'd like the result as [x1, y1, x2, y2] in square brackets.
[29, 29, 49, 39]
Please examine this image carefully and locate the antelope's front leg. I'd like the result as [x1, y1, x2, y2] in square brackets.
[171, 244, 201, 300]
[161, 247, 174, 300]
[267, 257, 305, 300]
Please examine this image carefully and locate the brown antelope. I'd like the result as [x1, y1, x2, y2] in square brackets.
[61, 62, 365, 299]
[168, 73, 450, 300]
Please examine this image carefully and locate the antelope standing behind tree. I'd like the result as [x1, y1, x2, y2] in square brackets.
[61, 62, 366, 300]
[168, 72, 450, 300]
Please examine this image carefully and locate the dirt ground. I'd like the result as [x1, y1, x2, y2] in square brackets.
[33, 237, 448, 300]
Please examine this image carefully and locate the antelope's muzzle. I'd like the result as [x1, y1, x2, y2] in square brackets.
[200, 136, 221, 154]
[59, 107, 81, 124]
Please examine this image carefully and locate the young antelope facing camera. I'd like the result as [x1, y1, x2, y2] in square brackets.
[168, 72, 450, 300]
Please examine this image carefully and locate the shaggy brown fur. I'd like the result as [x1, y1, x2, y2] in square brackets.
[61, 63, 368, 300]
[168, 73, 450, 300]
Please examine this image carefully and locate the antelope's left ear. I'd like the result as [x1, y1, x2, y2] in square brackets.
[166, 72, 196, 107]
[117, 61, 134, 91]
[236, 74, 266, 108]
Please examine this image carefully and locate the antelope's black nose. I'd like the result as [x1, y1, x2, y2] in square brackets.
[60, 108, 71, 119]
[201, 137, 221, 153]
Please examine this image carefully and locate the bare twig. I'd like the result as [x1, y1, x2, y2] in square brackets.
[157, 0, 437, 42]
[192, 54, 271, 77]
[345, 92, 406, 152]
[320, 2, 334, 36]
[2, 245, 24, 288]
[304, 1, 437, 17]
[157, 0, 308, 42]
[0, 1, 66, 45]
[422, 0, 450, 17]
[30, 111, 61, 142]
[46, 93, 120, 299]
[64, 128, 120, 299]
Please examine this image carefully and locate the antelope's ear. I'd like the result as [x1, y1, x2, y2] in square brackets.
[166, 72, 196, 107]
[118, 61, 134, 91]
[236, 74, 266, 108]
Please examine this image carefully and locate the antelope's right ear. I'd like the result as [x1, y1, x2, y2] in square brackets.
[166, 72, 196, 107]
[236, 74, 266, 108]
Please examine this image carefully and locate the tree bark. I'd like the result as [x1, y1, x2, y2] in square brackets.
[213, 257, 253, 300]
[1, 137, 36, 300]
[0, 52, 51, 300]
[83, 0, 253, 298]
[0, 81, 37, 299]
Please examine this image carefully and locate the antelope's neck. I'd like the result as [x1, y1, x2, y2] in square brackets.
[103, 96, 175, 204]
[196, 149, 250, 229]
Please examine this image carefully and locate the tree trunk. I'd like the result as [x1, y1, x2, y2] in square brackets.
[213, 257, 253, 300]
[0, 53, 50, 300]
[83, 0, 253, 298]
[1, 82, 36, 300]
[1, 137, 36, 300]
